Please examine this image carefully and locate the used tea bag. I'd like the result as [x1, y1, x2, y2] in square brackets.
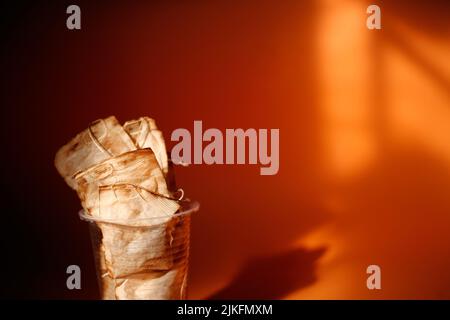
[123, 117, 169, 175]
[74, 149, 170, 214]
[55, 115, 193, 300]
[114, 268, 187, 300]
[99, 219, 177, 278]
[93, 184, 180, 277]
[88, 221, 116, 300]
[55, 116, 136, 189]
[97, 244, 116, 300]
[95, 184, 179, 222]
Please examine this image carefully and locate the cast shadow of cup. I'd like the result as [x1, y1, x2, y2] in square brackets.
[208, 247, 326, 300]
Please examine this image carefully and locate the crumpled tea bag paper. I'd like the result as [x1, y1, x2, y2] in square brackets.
[97, 244, 116, 300]
[123, 117, 169, 175]
[87, 219, 116, 300]
[94, 184, 179, 278]
[114, 268, 187, 300]
[55, 115, 191, 300]
[55, 116, 136, 189]
[99, 220, 177, 278]
[95, 184, 179, 222]
[74, 149, 170, 213]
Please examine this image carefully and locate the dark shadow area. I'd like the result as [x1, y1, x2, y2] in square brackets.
[208, 247, 326, 300]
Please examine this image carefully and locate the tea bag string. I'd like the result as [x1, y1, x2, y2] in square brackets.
[135, 185, 185, 202]
[110, 183, 185, 202]
[88, 120, 113, 157]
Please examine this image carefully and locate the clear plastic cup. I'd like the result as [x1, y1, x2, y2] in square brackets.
[79, 200, 199, 300]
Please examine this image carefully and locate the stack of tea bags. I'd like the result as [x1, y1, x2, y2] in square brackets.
[55, 116, 185, 299]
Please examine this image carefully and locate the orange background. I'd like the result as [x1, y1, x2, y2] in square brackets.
[2, 0, 449, 299]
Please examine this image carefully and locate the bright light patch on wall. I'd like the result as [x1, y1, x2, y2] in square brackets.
[318, 0, 376, 179]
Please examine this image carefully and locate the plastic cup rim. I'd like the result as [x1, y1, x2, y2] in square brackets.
[78, 200, 199, 226]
